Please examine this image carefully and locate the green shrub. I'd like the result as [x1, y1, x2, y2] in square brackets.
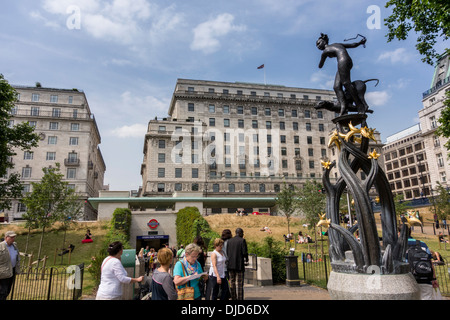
[248, 236, 289, 283]
[175, 207, 202, 246]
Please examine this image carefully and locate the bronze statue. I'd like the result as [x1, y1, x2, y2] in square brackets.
[316, 33, 367, 116]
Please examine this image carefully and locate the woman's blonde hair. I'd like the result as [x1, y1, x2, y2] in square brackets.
[184, 243, 201, 256]
[157, 247, 173, 265]
[213, 238, 224, 248]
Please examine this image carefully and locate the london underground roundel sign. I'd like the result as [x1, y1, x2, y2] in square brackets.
[147, 219, 159, 229]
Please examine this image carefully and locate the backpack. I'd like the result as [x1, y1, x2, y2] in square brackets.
[407, 240, 433, 283]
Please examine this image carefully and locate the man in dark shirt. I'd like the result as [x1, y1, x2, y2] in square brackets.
[226, 228, 248, 300]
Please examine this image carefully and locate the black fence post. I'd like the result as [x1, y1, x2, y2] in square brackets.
[47, 267, 53, 300]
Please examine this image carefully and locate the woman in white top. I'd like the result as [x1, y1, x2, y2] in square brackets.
[96, 241, 143, 300]
[205, 238, 230, 300]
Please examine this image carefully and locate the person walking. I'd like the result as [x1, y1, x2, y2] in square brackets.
[226, 228, 248, 300]
[205, 238, 229, 300]
[151, 247, 178, 300]
[0, 231, 20, 300]
[96, 241, 143, 300]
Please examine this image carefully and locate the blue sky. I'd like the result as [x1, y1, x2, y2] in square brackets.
[1, 0, 448, 191]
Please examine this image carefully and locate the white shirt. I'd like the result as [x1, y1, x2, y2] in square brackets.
[209, 249, 226, 279]
[96, 257, 131, 299]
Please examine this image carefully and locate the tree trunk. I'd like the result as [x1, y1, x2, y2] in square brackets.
[36, 226, 45, 269]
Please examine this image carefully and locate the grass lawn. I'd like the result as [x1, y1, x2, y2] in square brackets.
[0, 221, 109, 297]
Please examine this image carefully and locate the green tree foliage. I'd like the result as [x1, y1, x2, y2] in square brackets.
[384, 0, 450, 65]
[297, 180, 326, 230]
[275, 182, 300, 234]
[175, 206, 202, 246]
[0, 74, 39, 211]
[435, 91, 450, 157]
[21, 163, 81, 267]
[393, 193, 411, 219]
[432, 182, 450, 222]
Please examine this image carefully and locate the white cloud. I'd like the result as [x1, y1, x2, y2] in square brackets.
[310, 71, 334, 89]
[190, 13, 246, 54]
[377, 48, 412, 64]
[109, 123, 147, 138]
[365, 91, 391, 107]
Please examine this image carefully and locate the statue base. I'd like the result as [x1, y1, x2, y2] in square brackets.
[327, 271, 420, 300]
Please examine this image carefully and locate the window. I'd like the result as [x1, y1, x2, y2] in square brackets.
[24, 151, 33, 160]
[266, 121, 272, 129]
[317, 111, 323, 119]
[306, 123, 311, 131]
[229, 184, 235, 192]
[437, 153, 444, 167]
[213, 184, 220, 192]
[279, 122, 285, 130]
[280, 135, 286, 143]
[158, 153, 165, 163]
[209, 118, 215, 126]
[307, 136, 313, 144]
[293, 122, 298, 130]
[238, 119, 244, 128]
[46, 152, 56, 161]
[278, 109, 284, 117]
[49, 122, 59, 130]
[67, 168, 76, 179]
[158, 168, 165, 178]
[224, 119, 230, 127]
[68, 96, 73, 104]
[192, 183, 199, 191]
[309, 161, 315, 169]
[48, 136, 57, 145]
[68, 152, 78, 163]
[157, 183, 165, 192]
[259, 184, 266, 192]
[209, 105, 215, 113]
[237, 106, 243, 114]
[244, 184, 250, 192]
[31, 107, 40, 116]
[192, 168, 198, 178]
[430, 116, 437, 129]
[32, 94, 40, 102]
[71, 123, 80, 131]
[304, 110, 311, 118]
[319, 124, 324, 131]
[52, 108, 61, 117]
[223, 105, 230, 113]
[175, 183, 182, 191]
[50, 95, 58, 103]
[22, 167, 32, 178]
[188, 103, 194, 111]
[69, 137, 78, 145]
[292, 109, 298, 117]
[158, 140, 165, 148]
[308, 148, 314, 157]
[175, 168, 182, 178]
[251, 107, 257, 115]
[252, 120, 258, 128]
[265, 108, 271, 116]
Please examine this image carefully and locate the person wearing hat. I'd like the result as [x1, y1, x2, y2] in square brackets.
[0, 231, 20, 300]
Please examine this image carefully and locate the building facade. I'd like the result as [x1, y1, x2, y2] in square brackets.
[139, 79, 384, 214]
[4, 85, 106, 221]
[382, 124, 431, 200]
[383, 53, 449, 200]
[418, 54, 450, 191]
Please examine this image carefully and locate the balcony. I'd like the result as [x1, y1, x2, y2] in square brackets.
[64, 158, 80, 166]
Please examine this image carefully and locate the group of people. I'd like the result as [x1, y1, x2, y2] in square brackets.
[95, 227, 249, 300]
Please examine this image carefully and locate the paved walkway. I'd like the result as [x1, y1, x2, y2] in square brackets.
[243, 283, 330, 300]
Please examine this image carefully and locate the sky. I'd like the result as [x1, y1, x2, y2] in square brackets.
[1, 0, 448, 192]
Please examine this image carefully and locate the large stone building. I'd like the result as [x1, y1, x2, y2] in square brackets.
[418, 54, 450, 190]
[4, 85, 106, 221]
[139, 78, 383, 214]
[382, 124, 431, 200]
[382, 53, 449, 200]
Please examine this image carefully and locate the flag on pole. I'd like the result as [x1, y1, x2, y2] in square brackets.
[257, 64, 264, 69]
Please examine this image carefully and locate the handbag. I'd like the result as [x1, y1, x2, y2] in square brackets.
[177, 263, 195, 300]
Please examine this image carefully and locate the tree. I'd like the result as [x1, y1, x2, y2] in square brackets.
[431, 182, 450, 223]
[435, 91, 450, 157]
[21, 163, 81, 267]
[384, 0, 450, 65]
[393, 193, 411, 221]
[275, 182, 300, 235]
[297, 180, 326, 229]
[0, 74, 39, 211]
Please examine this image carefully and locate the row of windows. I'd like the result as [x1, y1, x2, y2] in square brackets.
[9, 120, 81, 132]
[22, 93, 74, 104]
[189, 103, 326, 119]
[155, 182, 294, 193]
[186, 86, 324, 101]
[208, 118, 325, 131]
[20, 167, 79, 179]
[158, 135, 326, 149]
[23, 151, 79, 161]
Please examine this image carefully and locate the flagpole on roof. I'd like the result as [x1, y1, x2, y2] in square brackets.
[257, 64, 266, 85]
